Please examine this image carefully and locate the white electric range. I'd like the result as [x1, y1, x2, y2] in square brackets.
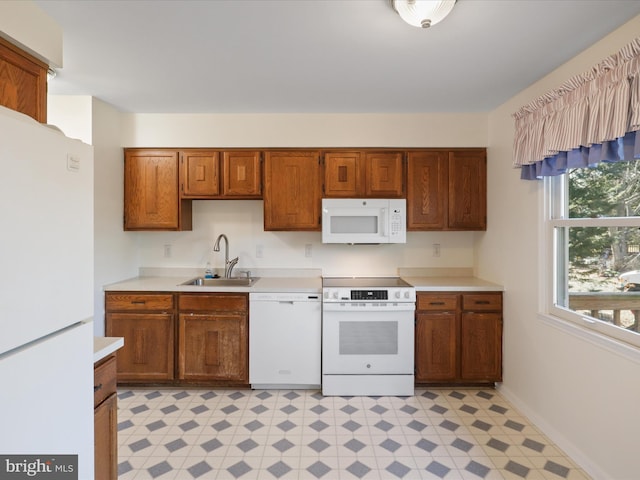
[321, 276, 416, 396]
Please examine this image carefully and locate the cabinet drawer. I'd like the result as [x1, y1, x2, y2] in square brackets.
[417, 294, 458, 311]
[106, 293, 174, 311]
[94, 355, 117, 408]
[179, 293, 248, 312]
[462, 293, 502, 311]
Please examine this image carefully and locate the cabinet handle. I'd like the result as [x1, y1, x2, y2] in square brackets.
[131, 300, 146, 305]
[429, 301, 445, 305]
[94, 383, 103, 393]
[474, 300, 491, 305]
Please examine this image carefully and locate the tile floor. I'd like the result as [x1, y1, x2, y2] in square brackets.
[116, 387, 591, 480]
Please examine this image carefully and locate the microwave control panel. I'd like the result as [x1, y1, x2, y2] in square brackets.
[390, 208, 403, 238]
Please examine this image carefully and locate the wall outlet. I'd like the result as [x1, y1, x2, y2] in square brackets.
[305, 244, 312, 258]
[433, 243, 441, 257]
[163, 244, 172, 258]
[256, 245, 264, 258]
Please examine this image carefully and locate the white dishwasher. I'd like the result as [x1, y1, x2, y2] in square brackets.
[249, 292, 321, 389]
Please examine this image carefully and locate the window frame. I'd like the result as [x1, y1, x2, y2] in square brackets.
[543, 174, 640, 350]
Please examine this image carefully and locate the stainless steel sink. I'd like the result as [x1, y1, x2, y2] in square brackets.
[180, 276, 259, 287]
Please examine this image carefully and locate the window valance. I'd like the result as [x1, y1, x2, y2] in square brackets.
[513, 37, 640, 180]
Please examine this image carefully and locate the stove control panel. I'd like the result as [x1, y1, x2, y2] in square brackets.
[323, 287, 415, 303]
[352, 290, 387, 300]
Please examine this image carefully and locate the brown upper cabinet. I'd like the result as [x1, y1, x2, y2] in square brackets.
[364, 151, 405, 197]
[181, 150, 220, 197]
[123, 147, 486, 232]
[448, 149, 487, 230]
[263, 150, 322, 231]
[323, 151, 363, 197]
[222, 151, 262, 197]
[124, 149, 192, 231]
[323, 150, 404, 198]
[180, 149, 262, 199]
[407, 149, 486, 231]
[0, 36, 47, 123]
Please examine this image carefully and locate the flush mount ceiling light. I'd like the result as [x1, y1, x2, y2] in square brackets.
[391, 0, 456, 28]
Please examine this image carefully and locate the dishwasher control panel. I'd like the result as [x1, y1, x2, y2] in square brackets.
[250, 293, 320, 302]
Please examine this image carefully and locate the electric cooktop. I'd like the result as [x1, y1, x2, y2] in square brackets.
[322, 277, 411, 288]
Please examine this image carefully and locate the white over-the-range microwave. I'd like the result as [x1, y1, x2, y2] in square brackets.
[321, 198, 407, 244]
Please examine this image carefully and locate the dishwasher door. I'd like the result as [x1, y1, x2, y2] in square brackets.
[249, 292, 321, 388]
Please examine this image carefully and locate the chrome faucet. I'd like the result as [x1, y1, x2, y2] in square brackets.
[213, 233, 239, 278]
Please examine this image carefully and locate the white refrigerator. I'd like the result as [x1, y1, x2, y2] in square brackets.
[0, 106, 95, 478]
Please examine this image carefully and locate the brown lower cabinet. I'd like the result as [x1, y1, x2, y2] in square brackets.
[105, 291, 248, 385]
[105, 293, 175, 382]
[415, 291, 502, 384]
[178, 293, 248, 383]
[94, 354, 118, 480]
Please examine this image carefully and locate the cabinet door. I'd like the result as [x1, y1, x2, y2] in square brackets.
[460, 312, 502, 381]
[222, 151, 262, 197]
[0, 36, 47, 123]
[323, 151, 363, 197]
[448, 150, 486, 230]
[364, 151, 405, 197]
[94, 393, 117, 480]
[263, 151, 322, 230]
[178, 313, 248, 382]
[415, 312, 457, 382]
[106, 312, 175, 381]
[124, 149, 191, 230]
[181, 150, 220, 197]
[407, 151, 448, 230]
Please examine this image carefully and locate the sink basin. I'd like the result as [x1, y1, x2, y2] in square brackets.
[180, 277, 259, 287]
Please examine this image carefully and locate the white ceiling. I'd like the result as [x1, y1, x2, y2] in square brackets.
[35, 0, 640, 114]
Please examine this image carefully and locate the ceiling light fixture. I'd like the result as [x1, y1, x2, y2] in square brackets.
[391, 0, 456, 28]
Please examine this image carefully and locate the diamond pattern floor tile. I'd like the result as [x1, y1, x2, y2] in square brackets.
[116, 387, 592, 479]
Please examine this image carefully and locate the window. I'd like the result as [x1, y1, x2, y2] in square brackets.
[546, 160, 640, 347]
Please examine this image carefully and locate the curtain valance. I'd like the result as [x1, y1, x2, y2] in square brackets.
[512, 37, 640, 180]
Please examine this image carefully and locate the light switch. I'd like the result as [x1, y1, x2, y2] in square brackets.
[67, 154, 80, 172]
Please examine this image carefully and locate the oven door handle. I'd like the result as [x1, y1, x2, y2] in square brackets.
[322, 302, 415, 312]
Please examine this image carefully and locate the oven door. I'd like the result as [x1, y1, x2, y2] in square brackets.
[322, 303, 414, 375]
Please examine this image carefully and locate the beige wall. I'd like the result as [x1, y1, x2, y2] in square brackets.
[480, 15, 640, 479]
[0, 0, 62, 67]
[121, 113, 487, 148]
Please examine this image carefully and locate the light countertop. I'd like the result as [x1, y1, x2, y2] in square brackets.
[104, 274, 502, 293]
[104, 275, 323, 293]
[403, 276, 503, 292]
[94, 336, 124, 363]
